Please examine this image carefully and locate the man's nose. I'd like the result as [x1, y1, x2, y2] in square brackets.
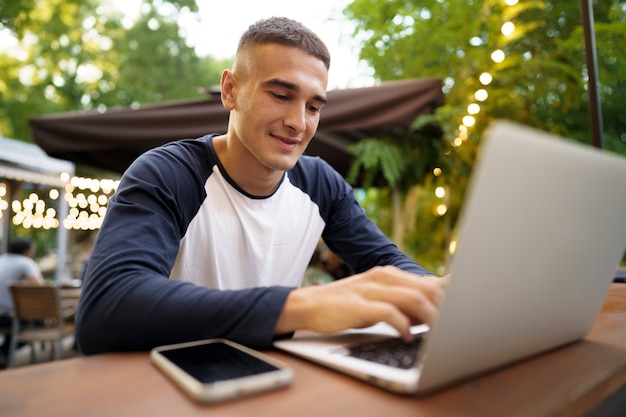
[284, 104, 307, 133]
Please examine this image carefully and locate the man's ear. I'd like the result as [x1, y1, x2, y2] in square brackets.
[221, 70, 236, 111]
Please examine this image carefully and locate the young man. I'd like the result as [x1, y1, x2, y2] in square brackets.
[75, 17, 445, 354]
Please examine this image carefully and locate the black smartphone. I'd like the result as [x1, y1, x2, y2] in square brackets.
[151, 338, 293, 403]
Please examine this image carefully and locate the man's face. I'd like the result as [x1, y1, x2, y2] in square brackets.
[223, 43, 329, 173]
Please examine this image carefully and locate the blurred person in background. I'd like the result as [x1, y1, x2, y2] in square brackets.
[0, 238, 45, 363]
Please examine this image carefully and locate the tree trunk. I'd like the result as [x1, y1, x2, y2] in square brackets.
[392, 187, 404, 250]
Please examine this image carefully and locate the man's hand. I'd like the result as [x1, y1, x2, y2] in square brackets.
[275, 266, 447, 342]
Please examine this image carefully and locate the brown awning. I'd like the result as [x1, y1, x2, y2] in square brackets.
[30, 78, 444, 177]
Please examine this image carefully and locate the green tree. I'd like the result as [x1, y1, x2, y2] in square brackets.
[0, 0, 225, 142]
[0, 0, 123, 140]
[345, 1, 626, 151]
[343, 0, 626, 269]
[99, 1, 216, 106]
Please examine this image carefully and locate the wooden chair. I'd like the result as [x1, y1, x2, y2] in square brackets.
[7, 283, 75, 368]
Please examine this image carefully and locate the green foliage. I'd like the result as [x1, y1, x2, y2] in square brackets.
[346, 115, 450, 190]
[344, 0, 626, 269]
[101, 3, 212, 106]
[347, 138, 407, 189]
[0, 0, 225, 142]
[345, 0, 626, 149]
[0, 0, 39, 36]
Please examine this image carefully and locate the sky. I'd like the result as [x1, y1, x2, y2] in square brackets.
[110, 0, 375, 90]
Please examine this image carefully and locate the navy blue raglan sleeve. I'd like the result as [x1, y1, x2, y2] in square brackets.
[75, 138, 293, 354]
[291, 157, 432, 276]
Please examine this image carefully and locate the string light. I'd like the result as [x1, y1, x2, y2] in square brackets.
[8, 175, 119, 231]
[460, 1, 516, 135]
[447, 1, 517, 214]
[11, 192, 59, 230]
[0, 183, 8, 220]
[63, 177, 119, 230]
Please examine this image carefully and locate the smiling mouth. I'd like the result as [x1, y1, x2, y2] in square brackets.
[273, 134, 300, 148]
[282, 138, 299, 145]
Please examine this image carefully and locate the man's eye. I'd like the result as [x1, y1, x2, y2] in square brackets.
[307, 105, 321, 114]
[272, 92, 289, 101]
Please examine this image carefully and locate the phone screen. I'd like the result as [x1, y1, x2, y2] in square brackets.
[159, 342, 281, 383]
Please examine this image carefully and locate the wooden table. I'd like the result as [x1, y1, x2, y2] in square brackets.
[1, 284, 626, 417]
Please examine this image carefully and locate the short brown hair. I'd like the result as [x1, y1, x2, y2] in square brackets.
[237, 17, 331, 69]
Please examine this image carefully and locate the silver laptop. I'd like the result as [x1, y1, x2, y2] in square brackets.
[275, 120, 626, 395]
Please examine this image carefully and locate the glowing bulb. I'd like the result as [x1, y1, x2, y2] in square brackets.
[467, 103, 481, 115]
[491, 49, 506, 63]
[462, 115, 476, 127]
[475, 89, 489, 101]
[449, 240, 457, 254]
[501, 22, 515, 37]
[479, 72, 493, 85]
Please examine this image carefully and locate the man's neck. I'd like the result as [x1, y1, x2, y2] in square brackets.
[212, 134, 285, 196]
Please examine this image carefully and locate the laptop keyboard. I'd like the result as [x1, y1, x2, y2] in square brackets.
[347, 335, 424, 369]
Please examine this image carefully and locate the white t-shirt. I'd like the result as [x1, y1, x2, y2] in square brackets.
[171, 165, 324, 289]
